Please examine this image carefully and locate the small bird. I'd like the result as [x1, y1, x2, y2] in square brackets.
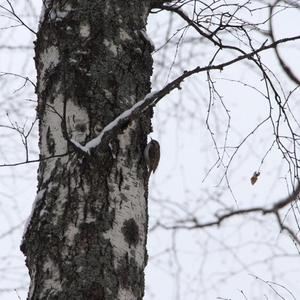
[144, 139, 160, 174]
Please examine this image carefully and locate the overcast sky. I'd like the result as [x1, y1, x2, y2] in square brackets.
[0, 1, 300, 300]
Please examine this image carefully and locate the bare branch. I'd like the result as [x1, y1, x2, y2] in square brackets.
[269, 0, 300, 86]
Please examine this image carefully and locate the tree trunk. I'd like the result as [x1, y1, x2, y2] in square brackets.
[21, 1, 154, 299]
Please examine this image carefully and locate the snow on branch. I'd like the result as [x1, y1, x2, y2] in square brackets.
[70, 92, 159, 154]
[70, 32, 300, 154]
[2, 32, 300, 167]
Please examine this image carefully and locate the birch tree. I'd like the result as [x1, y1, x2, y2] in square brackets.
[20, 1, 155, 299]
[0, 0, 300, 299]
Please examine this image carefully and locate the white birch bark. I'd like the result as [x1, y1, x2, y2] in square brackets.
[21, 1, 157, 299]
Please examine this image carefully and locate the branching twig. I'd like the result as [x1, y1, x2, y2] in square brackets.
[152, 181, 300, 244]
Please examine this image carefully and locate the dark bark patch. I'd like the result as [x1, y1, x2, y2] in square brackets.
[118, 168, 123, 191]
[86, 283, 104, 300]
[74, 122, 87, 132]
[117, 254, 145, 298]
[46, 127, 56, 155]
[121, 218, 139, 247]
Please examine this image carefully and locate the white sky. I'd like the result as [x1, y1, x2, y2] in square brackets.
[0, 1, 300, 300]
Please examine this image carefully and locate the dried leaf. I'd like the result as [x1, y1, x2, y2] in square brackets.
[251, 171, 260, 185]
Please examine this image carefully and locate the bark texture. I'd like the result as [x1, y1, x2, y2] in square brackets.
[21, 1, 154, 299]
